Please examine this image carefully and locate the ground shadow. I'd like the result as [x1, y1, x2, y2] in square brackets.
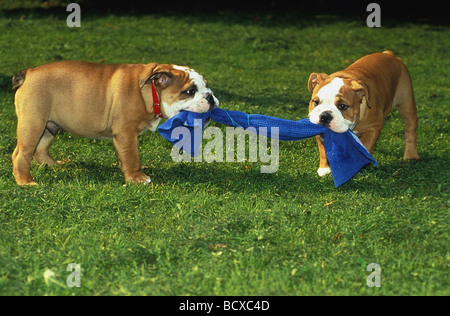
[146, 160, 329, 194]
[10, 145, 445, 197]
[337, 152, 448, 198]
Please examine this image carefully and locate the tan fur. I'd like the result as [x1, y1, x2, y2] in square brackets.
[308, 51, 419, 175]
[12, 61, 216, 185]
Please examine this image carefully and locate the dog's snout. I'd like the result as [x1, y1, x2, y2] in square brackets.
[206, 93, 217, 109]
[319, 111, 333, 125]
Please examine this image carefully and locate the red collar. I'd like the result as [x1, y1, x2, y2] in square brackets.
[151, 82, 162, 119]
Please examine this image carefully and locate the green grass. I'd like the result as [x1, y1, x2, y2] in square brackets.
[0, 7, 449, 295]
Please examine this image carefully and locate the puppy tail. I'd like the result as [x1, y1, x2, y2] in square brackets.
[12, 69, 27, 91]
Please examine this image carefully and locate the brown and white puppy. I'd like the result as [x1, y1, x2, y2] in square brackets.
[12, 61, 219, 185]
[308, 51, 419, 176]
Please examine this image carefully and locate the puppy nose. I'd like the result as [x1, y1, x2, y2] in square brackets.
[319, 111, 333, 125]
[206, 93, 217, 109]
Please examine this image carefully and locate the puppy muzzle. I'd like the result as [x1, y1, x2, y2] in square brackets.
[319, 111, 333, 126]
[206, 93, 218, 110]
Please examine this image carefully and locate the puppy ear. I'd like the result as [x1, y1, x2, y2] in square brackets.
[139, 70, 173, 89]
[308, 73, 328, 92]
[351, 80, 371, 109]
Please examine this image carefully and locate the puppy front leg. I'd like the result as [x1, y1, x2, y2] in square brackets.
[357, 128, 381, 154]
[113, 132, 151, 184]
[316, 135, 331, 176]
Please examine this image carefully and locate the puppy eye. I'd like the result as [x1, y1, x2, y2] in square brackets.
[184, 87, 197, 96]
[312, 99, 319, 106]
[338, 104, 349, 111]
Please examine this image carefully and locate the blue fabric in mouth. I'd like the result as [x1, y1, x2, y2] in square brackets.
[158, 108, 377, 187]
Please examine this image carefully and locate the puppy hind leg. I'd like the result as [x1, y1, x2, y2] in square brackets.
[396, 78, 420, 160]
[13, 120, 47, 185]
[397, 98, 420, 160]
[33, 129, 56, 166]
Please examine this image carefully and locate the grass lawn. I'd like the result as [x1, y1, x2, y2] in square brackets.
[0, 5, 448, 296]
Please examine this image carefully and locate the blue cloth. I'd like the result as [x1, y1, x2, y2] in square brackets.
[158, 108, 377, 187]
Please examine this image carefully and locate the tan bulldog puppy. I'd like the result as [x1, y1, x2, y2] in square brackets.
[12, 61, 219, 185]
[308, 51, 420, 176]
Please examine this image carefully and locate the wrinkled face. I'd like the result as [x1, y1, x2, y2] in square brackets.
[308, 74, 366, 133]
[145, 65, 219, 119]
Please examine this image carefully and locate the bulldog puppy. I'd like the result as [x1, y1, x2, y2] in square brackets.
[308, 51, 420, 176]
[12, 61, 219, 185]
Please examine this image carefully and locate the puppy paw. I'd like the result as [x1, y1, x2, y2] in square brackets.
[55, 158, 71, 165]
[403, 152, 420, 160]
[16, 179, 38, 186]
[125, 172, 152, 184]
[317, 167, 331, 177]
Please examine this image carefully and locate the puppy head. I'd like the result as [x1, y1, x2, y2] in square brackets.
[307, 73, 368, 133]
[140, 64, 219, 119]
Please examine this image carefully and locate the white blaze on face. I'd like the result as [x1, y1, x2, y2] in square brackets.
[162, 65, 219, 118]
[309, 77, 353, 133]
